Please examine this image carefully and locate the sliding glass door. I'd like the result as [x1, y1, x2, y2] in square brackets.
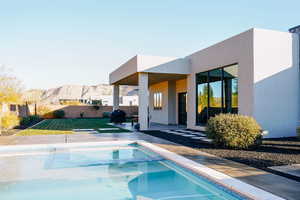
[196, 64, 238, 125]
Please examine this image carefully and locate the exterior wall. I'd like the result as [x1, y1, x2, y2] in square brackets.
[110, 27, 300, 138]
[101, 95, 113, 106]
[120, 96, 139, 106]
[97, 95, 138, 106]
[187, 29, 254, 130]
[149, 79, 187, 125]
[253, 29, 299, 138]
[175, 79, 187, 124]
[1, 103, 29, 117]
[149, 81, 169, 124]
[110, 55, 190, 85]
[140, 56, 190, 74]
[109, 56, 138, 85]
[137, 55, 179, 72]
[29, 105, 138, 119]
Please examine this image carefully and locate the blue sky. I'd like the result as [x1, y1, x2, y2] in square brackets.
[0, 0, 299, 90]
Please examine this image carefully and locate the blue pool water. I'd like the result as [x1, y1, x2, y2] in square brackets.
[0, 143, 247, 200]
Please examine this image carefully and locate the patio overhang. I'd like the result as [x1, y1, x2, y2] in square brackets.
[112, 72, 187, 86]
[110, 55, 191, 130]
[109, 55, 191, 86]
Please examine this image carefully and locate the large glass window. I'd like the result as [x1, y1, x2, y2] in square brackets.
[196, 72, 208, 124]
[196, 64, 238, 125]
[208, 69, 223, 119]
[223, 64, 238, 114]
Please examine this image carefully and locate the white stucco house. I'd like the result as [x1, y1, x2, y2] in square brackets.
[109, 27, 300, 138]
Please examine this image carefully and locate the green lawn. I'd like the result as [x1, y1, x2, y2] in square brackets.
[17, 118, 130, 136]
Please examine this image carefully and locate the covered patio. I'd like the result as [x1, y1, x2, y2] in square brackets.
[109, 55, 190, 130]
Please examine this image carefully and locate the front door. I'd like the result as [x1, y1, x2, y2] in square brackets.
[178, 92, 187, 125]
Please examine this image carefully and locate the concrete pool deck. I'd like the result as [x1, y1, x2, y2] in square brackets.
[0, 132, 300, 200]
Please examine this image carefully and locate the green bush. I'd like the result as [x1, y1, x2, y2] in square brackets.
[1, 113, 20, 129]
[92, 105, 100, 110]
[20, 115, 41, 127]
[102, 112, 111, 118]
[206, 114, 262, 149]
[297, 127, 300, 140]
[80, 112, 84, 118]
[53, 110, 65, 118]
[110, 109, 126, 124]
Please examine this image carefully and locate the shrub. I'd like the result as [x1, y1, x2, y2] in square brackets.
[206, 114, 262, 149]
[1, 113, 20, 129]
[92, 100, 102, 105]
[110, 109, 126, 124]
[53, 110, 65, 118]
[42, 111, 54, 119]
[93, 105, 100, 110]
[134, 123, 140, 131]
[37, 105, 52, 117]
[20, 115, 41, 127]
[80, 112, 84, 118]
[297, 127, 300, 140]
[102, 112, 111, 118]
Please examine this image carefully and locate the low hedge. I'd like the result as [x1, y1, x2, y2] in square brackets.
[20, 115, 41, 127]
[207, 114, 262, 149]
[53, 110, 65, 118]
[102, 112, 111, 118]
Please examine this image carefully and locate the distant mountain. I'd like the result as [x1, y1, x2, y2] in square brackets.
[23, 84, 137, 104]
[22, 89, 44, 103]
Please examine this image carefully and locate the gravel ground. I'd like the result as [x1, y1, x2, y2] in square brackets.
[144, 131, 300, 169]
[198, 137, 300, 168]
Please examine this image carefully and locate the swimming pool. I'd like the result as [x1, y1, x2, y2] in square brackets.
[0, 141, 283, 200]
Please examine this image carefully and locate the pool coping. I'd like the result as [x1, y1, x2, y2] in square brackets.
[0, 140, 285, 200]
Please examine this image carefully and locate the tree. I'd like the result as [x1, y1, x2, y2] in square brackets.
[198, 84, 214, 110]
[0, 66, 23, 104]
[0, 66, 23, 134]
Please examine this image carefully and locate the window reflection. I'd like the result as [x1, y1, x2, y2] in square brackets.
[196, 72, 208, 124]
[196, 64, 238, 125]
[223, 64, 238, 114]
[208, 69, 223, 118]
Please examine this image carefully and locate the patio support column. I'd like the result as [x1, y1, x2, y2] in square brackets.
[113, 84, 120, 110]
[138, 72, 149, 130]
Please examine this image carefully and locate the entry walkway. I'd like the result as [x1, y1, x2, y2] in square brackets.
[0, 132, 299, 200]
[111, 122, 186, 132]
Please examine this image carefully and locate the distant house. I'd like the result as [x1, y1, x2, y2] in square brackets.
[98, 96, 138, 106]
[1, 103, 29, 117]
[59, 96, 138, 106]
[110, 27, 300, 138]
